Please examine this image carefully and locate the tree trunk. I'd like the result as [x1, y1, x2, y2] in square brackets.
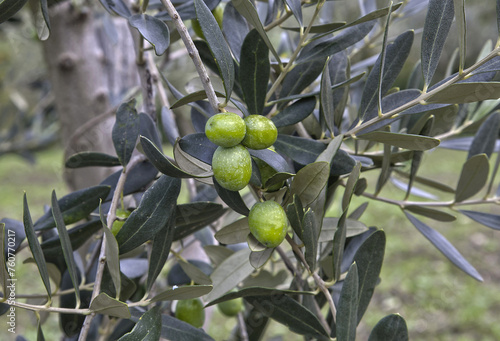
[41, 1, 139, 190]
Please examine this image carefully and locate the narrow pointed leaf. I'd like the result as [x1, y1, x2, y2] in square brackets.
[406, 117, 434, 198]
[0, 0, 28, 24]
[206, 248, 254, 302]
[427, 82, 500, 104]
[178, 133, 217, 164]
[129, 14, 170, 55]
[316, 134, 343, 164]
[175, 202, 225, 234]
[302, 209, 319, 270]
[453, 0, 466, 73]
[231, 0, 281, 63]
[404, 206, 456, 222]
[179, 259, 212, 285]
[244, 294, 330, 340]
[320, 59, 335, 134]
[100, 204, 121, 299]
[160, 313, 215, 341]
[23, 194, 51, 298]
[90, 292, 130, 318]
[359, 30, 414, 120]
[368, 314, 409, 341]
[468, 112, 500, 159]
[332, 210, 348, 282]
[353, 230, 385, 323]
[421, 0, 454, 88]
[116, 175, 181, 254]
[376, 2, 394, 117]
[286, 195, 304, 241]
[34, 186, 111, 231]
[213, 177, 250, 216]
[206, 286, 313, 307]
[147, 217, 175, 293]
[195, 0, 234, 102]
[284, 0, 302, 26]
[272, 97, 316, 128]
[249, 248, 274, 269]
[290, 162, 330, 207]
[405, 212, 483, 281]
[298, 21, 376, 63]
[357, 131, 440, 151]
[51, 191, 80, 306]
[41, 220, 102, 260]
[98, 0, 131, 18]
[455, 154, 489, 202]
[337, 263, 359, 341]
[342, 162, 361, 212]
[223, 2, 250, 61]
[459, 210, 500, 230]
[330, 51, 350, 128]
[279, 58, 326, 99]
[215, 217, 250, 244]
[240, 29, 270, 115]
[65, 152, 121, 168]
[140, 136, 212, 178]
[170, 90, 226, 109]
[119, 306, 161, 341]
[112, 99, 140, 168]
[150, 285, 213, 303]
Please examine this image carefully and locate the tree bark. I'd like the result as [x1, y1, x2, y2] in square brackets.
[41, 1, 140, 190]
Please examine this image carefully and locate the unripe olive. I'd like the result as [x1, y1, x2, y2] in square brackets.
[241, 115, 278, 150]
[212, 145, 252, 191]
[175, 298, 205, 328]
[111, 208, 131, 236]
[248, 201, 288, 248]
[217, 295, 243, 317]
[205, 112, 246, 147]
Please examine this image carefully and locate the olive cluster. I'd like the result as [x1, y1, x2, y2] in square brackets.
[205, 113, 288, 248]
[205, 112, 278, 192]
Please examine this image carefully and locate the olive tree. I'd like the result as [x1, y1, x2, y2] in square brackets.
[1, 0, 500, 340]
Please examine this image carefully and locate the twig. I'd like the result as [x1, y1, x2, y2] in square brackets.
[285, 235, 336, 330]
[78, 155, 146, 341]
[159, 0, 220, 113]
[346, 46, 500, 137]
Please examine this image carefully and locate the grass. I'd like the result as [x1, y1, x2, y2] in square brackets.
[0, 146, 499, 340]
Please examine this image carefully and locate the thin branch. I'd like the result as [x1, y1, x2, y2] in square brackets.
[346, 46, 500, 137]
[285, 235, 335, 331]
[78, 155, 146, 341]
[159, 0, 220, 113]
[265, 0, 325, 103]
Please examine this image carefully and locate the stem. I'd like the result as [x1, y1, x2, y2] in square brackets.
[361, 191, 500, 208]
[285, 235, 336, 329]
[11, 301, 90, 315]
[265, 1, 325, 103]
[159, 0, 221, 113]
[78, 155, 146, 341]
[346, 46, 500, 137]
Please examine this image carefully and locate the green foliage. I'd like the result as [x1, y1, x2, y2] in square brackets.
[2, 0, 500, 340]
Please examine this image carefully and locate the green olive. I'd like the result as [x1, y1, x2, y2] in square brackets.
[241, 115, 278, 150]
[217, 295, 243, 317]
[175, 298, 205, 328]
[205, 112, 246, 147]
[212, 145, 252, 191]
[248, 201, 288, 248]
[111, 208, 131, 236]
[192, 5, 224, 40]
